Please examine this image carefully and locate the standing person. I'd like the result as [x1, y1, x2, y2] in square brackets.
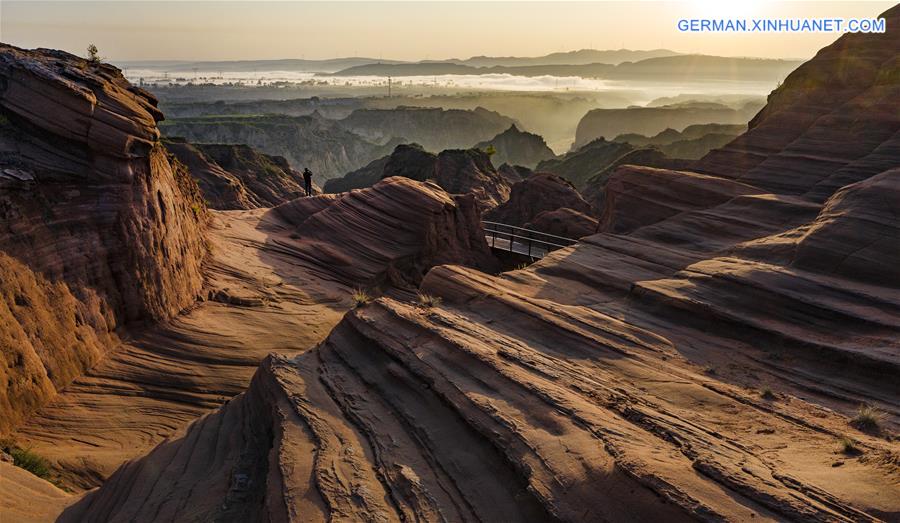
[303, 168, 313, 196]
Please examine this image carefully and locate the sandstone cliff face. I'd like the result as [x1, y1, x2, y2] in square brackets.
[484, 172, 594, 237]
[339, 106, 516, 152]
[160, 114, 398, 184]
[324, 143, 512, 210]
[432, 148, 511, 209]
[526, 207, 598, 239]
[473, 124, 556, 168]
[695, 5, 900, 199]
[274, 177, 499, 286]
[166, 139, 320, 210]
[0, 44, 207, 433]
[574, 100, 763, 149]
[70, 8, 900, 521]
[536, 137, 635, 190]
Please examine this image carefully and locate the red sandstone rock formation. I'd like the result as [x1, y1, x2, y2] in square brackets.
[484, 172, 595, 237]
[0, 44, 207, 433]
[66, 6, 900, 520]
[526, 207, 598, 238]
[274, 176, 499, 286]
[165, 139, 322, 209]
[326, 143, 512, 209]
[474, 124, 556, 168]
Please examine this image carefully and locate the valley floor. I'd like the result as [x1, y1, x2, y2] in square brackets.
[12, 209, 352, 494]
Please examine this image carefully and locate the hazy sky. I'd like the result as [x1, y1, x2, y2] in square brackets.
[0, 1, 893, 61]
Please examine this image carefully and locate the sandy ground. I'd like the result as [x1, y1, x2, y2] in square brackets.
[10, 209, 350, 494]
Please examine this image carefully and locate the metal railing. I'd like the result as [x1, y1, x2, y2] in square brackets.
[482, 221, 577, 259]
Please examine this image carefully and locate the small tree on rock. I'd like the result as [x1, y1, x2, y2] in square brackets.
[87, 44, 102, 64]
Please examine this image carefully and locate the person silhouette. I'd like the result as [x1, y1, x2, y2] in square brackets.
[302, 168, 313, 196]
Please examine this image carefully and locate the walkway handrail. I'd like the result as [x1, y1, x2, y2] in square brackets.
[482, 221, 577, 244]
[482, 220, 578, 259]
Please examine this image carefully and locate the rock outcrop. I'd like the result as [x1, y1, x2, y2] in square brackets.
[324, 143, 511, 210]
[13, 174, 498, 493]
[164, 138, 254, 209]
[484, 172, 594, 236]
[171, 140, 320, 209]
[694, 7, 900, 199]
[614, 123, 746, 160]
[0, 44, 207, 434]
[581, 148, 695, 212]
[274, 176, 499, 286]
[380, 142, 438, 183]
[536, 137, 635, 190]
[574, 101, 762, 149]
[321, 155, 389, 193]
[339, 106, 516, 152]
[165, 138, 322, 209]
[526, 207, 598, 239]
[431, 148, 511, 209]
[69, 7, 900, 520]
[496, 163, 532, 183]
[160, 114, 399, 184]
[474, 124, 556, 168]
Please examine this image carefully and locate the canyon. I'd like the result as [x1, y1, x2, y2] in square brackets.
[1, 4, 899, 522]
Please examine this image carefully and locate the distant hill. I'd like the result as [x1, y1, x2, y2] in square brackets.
[473, 125, 556, 168]
[118, 57, 406, 74]
[164, 138, 320, 209]
[574, 101, 763, 149]
[449, 49, 680, 67]
[159, 106, 516, 182]
[328, 62, 617, 78]
[339, 106, 516, 152]
[159, 114, 399, 183]
[613, 123, 746, 159]
[328, 55, 801, 83]
[117, 49, 679, 74]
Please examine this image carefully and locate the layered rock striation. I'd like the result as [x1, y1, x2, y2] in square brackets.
[0, 44, 207, 433]
[165, 138, 320, 210]
[324, 143, 511, 209]
[274, 176, 499, 286]
[70, 7, 900, 520]
[485, 172, 597, 237]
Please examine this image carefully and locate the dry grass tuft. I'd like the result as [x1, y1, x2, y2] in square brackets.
[850, 404, 884, 432]
[416, 293, 442, 308]
[837, 435, 861, 455]
[351, 288, 373, 308]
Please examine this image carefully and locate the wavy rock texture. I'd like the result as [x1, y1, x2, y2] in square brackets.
[0, 461, 72, 522]
[694, 6, 900, 199]
[486, 172, 592, 225]
[485, 172, 596, 237]
[274, 176, 499, 286]
[14, 175, 497, 493]
[69, 9, 900, 521]
[526, 207, 598, 239]
[0, 44, 207, 434]
[325, 144, 512, 210]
